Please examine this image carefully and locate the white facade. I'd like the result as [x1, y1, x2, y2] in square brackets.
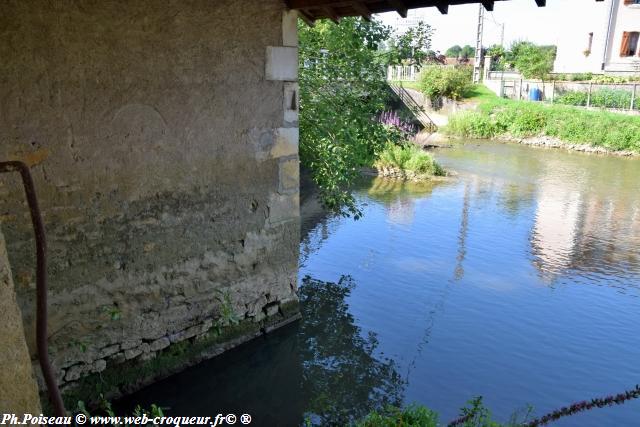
[554, 0, 640, 75]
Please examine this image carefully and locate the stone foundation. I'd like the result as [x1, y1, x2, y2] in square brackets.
[0, 0, 301, 404]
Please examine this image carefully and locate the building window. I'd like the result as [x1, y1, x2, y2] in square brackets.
[620, 32, 640, 57]
[623, 0, 640, 5]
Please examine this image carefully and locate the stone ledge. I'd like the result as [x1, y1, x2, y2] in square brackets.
[53, 300, 301, 412]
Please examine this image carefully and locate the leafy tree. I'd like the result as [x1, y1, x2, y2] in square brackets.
[460, 45, 475, 60]
[487, 44, 506, 61]
[513, 43, 556, 81]
[386, 21, 434, 67]
[445, 45, 462, 58]
[420, 66, 473, 104]
[504, 40, 535, 68]
[298, 18, 405, 217]
[424, 49, 446, 65]
[486, 44, 507, 71]
[299, 276, 404, 425]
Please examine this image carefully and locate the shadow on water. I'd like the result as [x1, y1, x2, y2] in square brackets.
[299, 275, 405, 425]
[118, 276, 404, 426]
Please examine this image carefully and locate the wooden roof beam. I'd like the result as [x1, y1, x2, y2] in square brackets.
[436, 3, 449, 14]
[324, 6, 341, 23]
[351, 1, 372, 21]
[535, 0, 546, 5]
[481, 0, 494, 11]
[298, 9, 316, 26]
[387, 0, 408, 18]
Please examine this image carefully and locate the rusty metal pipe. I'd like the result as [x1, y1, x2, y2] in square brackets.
[0, 161, 66, 416]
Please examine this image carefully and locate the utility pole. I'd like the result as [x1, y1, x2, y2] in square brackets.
[473, 3, 484, 84]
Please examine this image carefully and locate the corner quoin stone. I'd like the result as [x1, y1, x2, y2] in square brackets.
[279, 159, 300, 193]
[271, 127, 299, 158]
[268, 193, 300, 225]
[265, 46, 298, 82]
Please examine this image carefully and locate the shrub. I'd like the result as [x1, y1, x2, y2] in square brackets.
[570, 72, 594, 82]
[444, 111, 496, 138]
[420, 65, 473, 103]
[508, 104, 547, 136]
[355, 404, 439, 427]
[444, 98, 640, 153]
[555, 90, 588, 106]
[375, 143, 445, 176]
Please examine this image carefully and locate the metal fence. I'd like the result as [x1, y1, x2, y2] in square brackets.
[551, 81, 639, 111]
[387, 65, 419, 82]
[486, 78, 640, 113]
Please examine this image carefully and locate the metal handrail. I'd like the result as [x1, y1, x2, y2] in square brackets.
[0, 161, 65, 416]
[389, 82, 438, 133]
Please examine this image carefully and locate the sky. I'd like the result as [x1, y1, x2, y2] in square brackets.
[377, 0, 608, 53]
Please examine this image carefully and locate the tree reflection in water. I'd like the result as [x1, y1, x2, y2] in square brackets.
[298, 275, 405, 425]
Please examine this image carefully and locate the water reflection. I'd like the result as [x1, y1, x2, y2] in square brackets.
[118, 275, 404, 426]
[529, 156, 640, 285]
[435, 142, 640, 289]
[366, 177, 444, 226]
[120, 141, 640, 426]
[299, 275, 405, 425]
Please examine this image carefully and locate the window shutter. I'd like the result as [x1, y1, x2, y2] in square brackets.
[620, 32, 630, 56]
[624, 0, 633, 5]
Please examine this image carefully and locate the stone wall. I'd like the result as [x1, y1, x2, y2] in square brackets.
[0, 0, 300, 402]
[0, 226, 42, 413]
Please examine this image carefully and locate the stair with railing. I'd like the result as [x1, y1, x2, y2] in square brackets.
[388, 82, 438, 133]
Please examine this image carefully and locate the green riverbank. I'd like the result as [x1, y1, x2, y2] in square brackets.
[441, 87, 640, 155]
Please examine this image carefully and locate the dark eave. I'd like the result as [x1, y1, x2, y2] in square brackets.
[285, 0, 604, 24]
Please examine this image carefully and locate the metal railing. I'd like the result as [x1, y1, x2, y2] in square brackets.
[387, 65, 420, 82]
[483, 76, 640, 113]
[0, 161, 66, 416]
[388, 82, 438, 133]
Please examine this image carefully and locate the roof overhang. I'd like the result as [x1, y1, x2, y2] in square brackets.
[285, 0, 604, 25]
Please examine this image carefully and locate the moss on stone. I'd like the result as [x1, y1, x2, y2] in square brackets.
[279, 299, 301, 319]
[59, 307, 300, 412]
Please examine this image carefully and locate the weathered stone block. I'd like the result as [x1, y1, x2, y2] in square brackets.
[93, 359, 107, 373]
[65, 363, 93, 382]
[265, 46, 298, 81]
[149, 337, 170, 352]
[139, 351, 157, 362]
[124, 343, 149, 360]
[168, 323, 205, 343]
[268, 193, 300, 225]
[121, 339, 142, 351]
[283, 83, 299, 126]
[109, 352, 126, 365]
[271, 127, 299, 158]
[279, 159, 300, 193]
[282, 10, 298, 47]
[98, 344, 120, 359]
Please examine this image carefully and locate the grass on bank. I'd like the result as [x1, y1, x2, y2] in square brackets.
[461, 84, 499, 104]
[390, 80, 422, 91]
[443, 87, 640, 153]
[374, 143, 446, 177]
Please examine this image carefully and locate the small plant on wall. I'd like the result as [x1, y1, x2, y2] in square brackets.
[213, 289, 240, 336]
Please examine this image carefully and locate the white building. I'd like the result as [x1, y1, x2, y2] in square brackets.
[554, 0, 640, 75]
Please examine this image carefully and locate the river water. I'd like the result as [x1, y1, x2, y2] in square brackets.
[121, 141, 640, 426]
